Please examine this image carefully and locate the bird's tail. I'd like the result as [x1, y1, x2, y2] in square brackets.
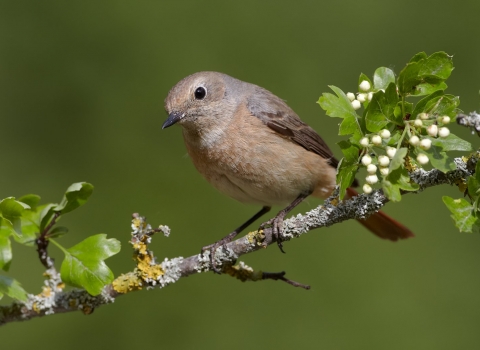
[346, 187, 414, 241]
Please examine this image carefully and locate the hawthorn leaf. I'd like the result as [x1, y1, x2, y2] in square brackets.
[373, 67, 395, 91]
[443, 197, 479, 233]
[60, 234, 120, 296]
[0, 276, 28, 301]
[54, 182, 94, 215]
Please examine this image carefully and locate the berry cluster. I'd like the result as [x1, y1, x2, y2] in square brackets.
[408, 113, 451, 165]
[347, 80, 373, 110]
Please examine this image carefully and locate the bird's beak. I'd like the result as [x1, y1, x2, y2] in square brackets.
[162, 111, 183, 129]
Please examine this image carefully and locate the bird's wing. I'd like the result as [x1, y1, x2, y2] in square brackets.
[246, 87, 339, 169]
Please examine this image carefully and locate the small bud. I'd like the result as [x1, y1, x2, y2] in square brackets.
[418, 112, 429, 120]
[357, 93, 367, 103]
[378, 155, 390, 167]
[351, 100, 361, 110]
[386, 147, 396, 158]
[409, 135, 420, 146]
[359, 137, 370, 147]
[346, 92, 356, 101]
[359, 80, 371, 91]
[366, 174, 379, 184]
[438, 127, 450, 138]
[363, 183, 373, 194]
[419, 138, 432, 150]
[417, 153, 429, 165]
[371, 135, 382, 145]
[367, 92, 373, 101]
[414, 119, 423, 127]
[441, 116, 451, 124]
[361, 154, 372, 166]
[379, 129, 391, 139]
[367, 164, 377, 174]
[427, 124, 438, 137]
[379, 167, 389, 176]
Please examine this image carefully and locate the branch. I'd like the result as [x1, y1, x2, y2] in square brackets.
[1, 154, 476, 326]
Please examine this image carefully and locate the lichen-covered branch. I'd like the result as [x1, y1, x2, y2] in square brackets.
[457, 112, 480, 135]
[1, 154, 477, 326]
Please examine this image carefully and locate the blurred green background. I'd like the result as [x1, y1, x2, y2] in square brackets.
[1, 1, 480, 349]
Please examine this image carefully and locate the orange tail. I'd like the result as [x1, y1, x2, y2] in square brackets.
[346, 187, 414, 241]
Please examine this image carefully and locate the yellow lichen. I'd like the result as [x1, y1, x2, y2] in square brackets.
[224, 262, 263, 282]
[112, 272, 143, 293]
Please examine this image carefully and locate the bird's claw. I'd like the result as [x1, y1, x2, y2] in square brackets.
[260, 216, 286, 253]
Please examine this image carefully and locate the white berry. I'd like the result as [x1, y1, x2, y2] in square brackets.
[378, 155, 390, 167]
[417, 153, 429, 165]
[366, 174, 379, 184]
[367, 164, 377, 174]
[359, 137, 370, 147]
[367, 92, 373, 101]
[371, 135, 382, 145]
[363, 184, 373, 194]
[414, 119, 423, 127]
[346, 92, 355, 101]
[409, 135, 420, 146]
[379, 129, 391, 139]
[418, 112, 429, 120]
[386, 147, 396, 158]
[419, 138, 432, 150]
[427, 124, 438, 137]
[441, 116, 451, 124]
[438, 127, 450, 138]
[379, 167, 389, 176]
[361, 154, 372, 166]
[359, 80, 371, 91]
[351, 100, 361, 110]
[357, 93, 367, 103]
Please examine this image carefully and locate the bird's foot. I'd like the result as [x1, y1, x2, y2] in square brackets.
[259, 214, 286, 253]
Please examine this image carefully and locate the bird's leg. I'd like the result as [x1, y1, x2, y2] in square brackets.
[259, 193, 310, 253]
[202, 206, 271, 273]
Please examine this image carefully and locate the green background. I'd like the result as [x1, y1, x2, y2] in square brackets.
[2, 1, 480, 349]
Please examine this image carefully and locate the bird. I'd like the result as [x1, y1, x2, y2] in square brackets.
[163, 71, 414, 272]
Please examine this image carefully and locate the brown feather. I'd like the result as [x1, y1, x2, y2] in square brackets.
[246, 87, 338, 168]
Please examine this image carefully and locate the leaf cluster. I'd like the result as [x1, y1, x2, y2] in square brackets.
[318, 51, 472, 201]
[0, 183, 120, 301]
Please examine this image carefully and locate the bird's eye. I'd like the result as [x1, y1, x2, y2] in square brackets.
[194, 87, 206, 100]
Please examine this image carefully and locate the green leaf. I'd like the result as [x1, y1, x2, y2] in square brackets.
[336, 159, 358, 200]
[59, 234, 121, 296]
[468, 176, 479, 201]
[339, 116, 362, 139]
[423, 145, 457, 173]
[0, 198, 30, 237]
[442, 196, 480, 233]
[423, 94, 460, 117]
[382, 180, 401, 202]
[0, 276, 28, 301]
[409, 52, 427, 63]
[383, 165, 419, 202]
[318, 86, 359, 119]
[39, 204, 57, 232]
[389, 148, 408, 171]
[414, 82, 447, 96]
[338, 140, 359, 162]
[418, 52, 453, 81]
[364, 83, 400, 131]
[54, 182, 94, 215]
[431, 133, 472, 152]
[411, 90, 444, 118]
[0, 229, 12, 271]
[475, 160, 480, 184]
[397, 61, 422, 96]
[48, 226, 69, 238]
[17, 194, 41, 211]
[373, 67, 395, 91]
